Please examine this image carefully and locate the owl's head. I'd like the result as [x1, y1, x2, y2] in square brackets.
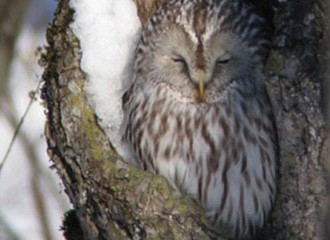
[135, 0, 271, 102]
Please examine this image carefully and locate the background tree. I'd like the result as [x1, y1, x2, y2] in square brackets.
[41, 0, 329, 239]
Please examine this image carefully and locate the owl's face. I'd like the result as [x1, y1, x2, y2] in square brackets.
[150, 26, 255, 102]
[135, 0, 270, 103]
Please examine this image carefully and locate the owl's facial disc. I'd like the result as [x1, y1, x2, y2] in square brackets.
[170, 50, 231, 102]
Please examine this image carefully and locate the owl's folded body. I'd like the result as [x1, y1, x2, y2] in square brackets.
[122, 0, 278, 239]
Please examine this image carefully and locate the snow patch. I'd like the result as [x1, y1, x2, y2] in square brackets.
[69, 0, 141, 158]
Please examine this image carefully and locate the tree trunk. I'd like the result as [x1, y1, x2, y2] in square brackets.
[41, 0, 329, 239]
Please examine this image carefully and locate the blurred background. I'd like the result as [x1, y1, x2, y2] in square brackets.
[0, 0, 71, 239]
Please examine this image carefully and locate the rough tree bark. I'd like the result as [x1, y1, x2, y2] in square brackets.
[41, 0, 329, 239]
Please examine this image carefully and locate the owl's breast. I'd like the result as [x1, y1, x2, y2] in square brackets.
[126, 80, 238, 175]
[125, 79, 277, 239]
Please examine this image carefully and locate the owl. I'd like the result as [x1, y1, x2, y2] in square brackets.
[122, 0, 278, 239]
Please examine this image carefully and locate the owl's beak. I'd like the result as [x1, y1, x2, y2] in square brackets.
[197, 80, 205, 100]
[192, 70, 207, 101]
